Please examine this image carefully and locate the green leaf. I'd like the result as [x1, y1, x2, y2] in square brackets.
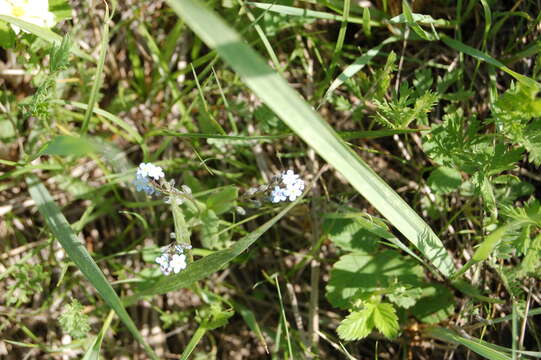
[387, 286, 423, 309]
[248, 2, 372, 25]
[323, 37, 398, 101]
[58, 299, 91, 338]
[323, 215, 379, 253]
[165, 0, 456, 279]
[49, 0, 73, 21]
[372, 302, 399, 338]
[337, 308, 374, 341]
[409, 284, 454, 323]
[52, 100, 143, 144]
[201, 303, 235, 330]
[40, 135, 96, 157]
[427, 167, 462, 194]
[200, 209, 221, 249]
[401, 0, 438, 41]
[26, 176, 159, 360]
[206, 186, 238, 215]
[325, 250, 424, 309]
[0, 20, 15, 48]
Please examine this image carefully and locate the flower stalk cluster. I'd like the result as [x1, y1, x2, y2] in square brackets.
[133, 163, 305, 275]
[133, 162, 195, 276]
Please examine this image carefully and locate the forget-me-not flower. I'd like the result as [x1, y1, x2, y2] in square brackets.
[155, 243, 191, 276]
[133, 162, 164, 195]
[268, 170, 305, 203]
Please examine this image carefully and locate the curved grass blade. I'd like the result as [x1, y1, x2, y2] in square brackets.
[322, 37, 399, 103]
[26, 176, 158, 360]
[441, 34, 541, 90]
[164, 0, 456, 278]
[82, 310, 114, 360]
[53, 100, 143, 144]
[247, 2, 375, 26]
[425, 327, 513, 360]
[0, 15, 93, 62]
[81, 4, 110, 133]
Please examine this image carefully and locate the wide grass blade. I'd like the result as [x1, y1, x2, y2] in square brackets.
[26, 176, 159, 360]
[164, 0, 456, 278]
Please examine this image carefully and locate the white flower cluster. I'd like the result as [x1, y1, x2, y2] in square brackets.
[0, 0, 55, 34]
[133, 162, 164, 195]
[155, 244, 192, 276]
[270, 170, 305, 203]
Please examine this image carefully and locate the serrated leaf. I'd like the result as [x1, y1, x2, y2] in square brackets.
[0, 20, 15, 48]
[325, 250, 424, 309]
[523, 126, 541, 166]
[427, 166, 462, 194]
[337, 307, 374, 341]
[372, 302, 399, 338]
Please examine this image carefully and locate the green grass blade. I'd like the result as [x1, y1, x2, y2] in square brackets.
[426, 327, 512, 360]
[82, 310, 114, 360]
[247, 2, 372, 26]
[179, 326, 207, 360]
[81, 5, 110, 134]
[26, 176, 158, 360]
[322, 37, 399, 103]
[322, 0, 350, 89]
[124, 198, 301, 305]
[53, 100, 143, 144]
[441, 34, 541, 90]
[164, 0, 456, 278]
[0, 15, 93, 62]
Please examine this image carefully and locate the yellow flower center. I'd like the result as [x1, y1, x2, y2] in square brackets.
[11, 6, 26, 18]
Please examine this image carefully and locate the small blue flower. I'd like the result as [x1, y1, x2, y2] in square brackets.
[155, 243, 191, 276]
[133, 174, 156, 195]
[133, 162, 165, 195]
[269, 170, 305, 203]
[270, 186, 287, 203]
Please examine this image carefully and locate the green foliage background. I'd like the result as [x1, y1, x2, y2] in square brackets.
[1, 0, 541, 359]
